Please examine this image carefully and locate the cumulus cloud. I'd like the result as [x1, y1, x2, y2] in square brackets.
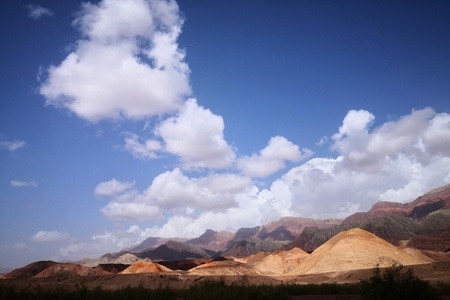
[95, 179, 161, 221]
[40, 0, 191, 122]
[25, 4, 53, 20]
[237, 136, 312, 177]
[95, 178, 135, 196]
[145, 168, 250, 211]
[272, 108, 450, 217]
[156, 99, 236, 169]
[33, 0, 450, 257]
[10, 180, 38, 188]
[31, 231, 69, 242]
[133, 108, 450, 237]
[97, 170, 252, 222]
[123, 132, 161, 159]
[0, 140, 25, 152]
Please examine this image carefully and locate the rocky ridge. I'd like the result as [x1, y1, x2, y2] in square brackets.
[287, 183, 450, 252]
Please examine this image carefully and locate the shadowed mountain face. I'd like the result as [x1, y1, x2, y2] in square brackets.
[288, 184, 450, 252]
[342, 183, 450, 225]
[6, 261, 57, 279]
[186, 229, 234, 252]
[124, 217, 341, 262]
[222, 237, 287, 257]
[138, 240, 213, 261]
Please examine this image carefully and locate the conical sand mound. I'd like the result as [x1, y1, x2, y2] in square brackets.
[121, 261, 172, 274]
[288, 228, 434, 275]
[249, 248, 310, 275]
[188, 260, 259, 276]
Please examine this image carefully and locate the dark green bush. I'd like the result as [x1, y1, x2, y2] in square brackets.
[360, 265, 439, 300]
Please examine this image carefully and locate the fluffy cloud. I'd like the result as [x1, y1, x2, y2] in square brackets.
[331, 108, 443, 173]
[143, 109, 450, 236]
[237, 136, 312, 177]
[96, 108, 450, 239]
[40, 0, 190, 122]
[25, 4, 53, 20]
[123, 132, 161, 159]
[95, 179, 162, 221]
[156, 99, 236, 169]
[0, 140, 25, 152]
[97, 170, 252, 222]
[10, 180, 38, 188]
[58, 107, 450, 258]
[95, 178, 135, 196]
[274, 108, 450, 217]
[145, 168, 251, 211]
[31, 231, 69, 242]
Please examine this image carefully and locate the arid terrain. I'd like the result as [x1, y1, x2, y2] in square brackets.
[2, 184, 450, 292]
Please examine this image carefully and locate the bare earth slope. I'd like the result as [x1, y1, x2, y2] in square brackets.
[246, 247, 310, 275]
[287, 228, 434, 275]
[121, 261, 173, 274]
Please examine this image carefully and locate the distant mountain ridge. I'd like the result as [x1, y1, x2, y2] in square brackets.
[287, 183, 450, 252]
[7, 227, 449, 281]
[5, 184, 450, 284]
[79, 183, 450, 266]
[123, 216, 341, 262]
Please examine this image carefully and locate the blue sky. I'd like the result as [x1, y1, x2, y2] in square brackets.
[1, 0, 450, 269]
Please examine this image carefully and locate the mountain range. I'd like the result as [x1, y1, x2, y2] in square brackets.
[89, 183, 450, 264]
[3, 183, 450, 285]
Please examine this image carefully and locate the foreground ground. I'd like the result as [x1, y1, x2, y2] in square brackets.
[2, 263, 450, 297]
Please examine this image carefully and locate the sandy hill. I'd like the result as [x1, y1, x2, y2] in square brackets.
[121, 261, 173, 274]
[247, 247, 310, 275]
[188, 259, 259, 276]
[287, 228, 434, 275]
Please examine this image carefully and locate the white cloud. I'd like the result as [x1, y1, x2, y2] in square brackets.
[95, 178, 135, 196]
[58, 106, 450, 257]
[95, 178, 162, 221]
[25, 4, 53, 20]
[97, 108, 450, 239]
[10, 180, 38, 188]
[145, 168, 250, 211]
[0, 140, 25, 152]
[264, 108, 450, 218]
[123, 132, 161, 159]
[101, 202, 163, 221]
[31, 231, 69, 242]
[331, 108, 440, 173]
[40, 0, 191, 122]
[156, 99, 236, 169]
[237, 136, 312, 177]
[97, 169, 252, 222]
